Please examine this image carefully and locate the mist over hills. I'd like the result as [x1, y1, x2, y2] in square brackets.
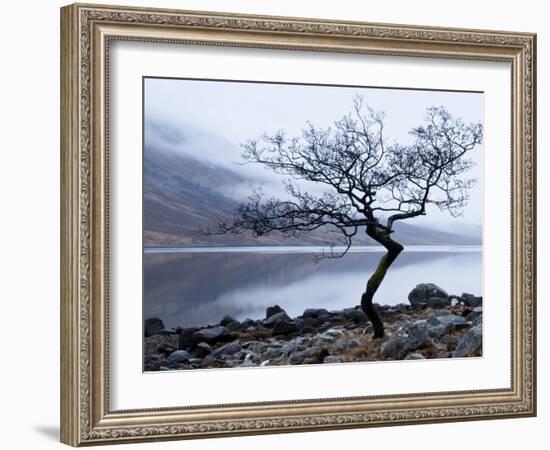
[144, 145, 482, 248]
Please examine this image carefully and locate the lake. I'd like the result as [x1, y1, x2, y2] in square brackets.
[143, 246, 482, 329]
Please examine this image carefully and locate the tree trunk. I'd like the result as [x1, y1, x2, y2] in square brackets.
[361, 227, 404, 338]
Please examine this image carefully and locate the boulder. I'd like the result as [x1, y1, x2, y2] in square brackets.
[312, 329, 343, 346]
[324, 328, 344, 337]
[404, 353, 426, 360]
[316, 313, 331, 325]
[430, 314, 469, 328]
[343, 309, 369, 323]
[265, 305, 285, 319]
[167, 350, 192, 363]
[380, 320, 433, 360]
[295, 317, 319, 331]
[263, 347, 284, 360]
[427, 314, 469, 337]
[452, 325, 482, 357]
[302, 308, 329, 319]
[272, 319, 299, 336]
[178, 327, 200, 349]
[211, 342, 242, 358]
[263, 311, 291, 328]
[426, 297, 452, 308]
[408, 283, 449, 307]
[192, 326, 230, 344]
[219, 315, 239, 327]
[243, 341, 269, 355]
[192, 342, 212, 358]
[281, 342, 305, 356]
[463, 306, 483, 322]
[394, 303, 410, 313]
[144, 317, 164, 337]
[240, 353, 259, 367]
[472, 315, 483, 327]
[461, 293, 483, 307]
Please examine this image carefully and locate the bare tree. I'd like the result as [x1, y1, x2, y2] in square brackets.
[215, 96, 482, 338]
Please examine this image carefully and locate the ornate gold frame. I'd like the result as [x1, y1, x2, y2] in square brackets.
[60, 3, 536, 446]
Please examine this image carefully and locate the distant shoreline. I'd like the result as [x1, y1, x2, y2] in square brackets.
[144, 244, 483, 254]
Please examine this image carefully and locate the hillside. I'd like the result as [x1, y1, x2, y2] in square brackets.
[144, 146, 481, 248]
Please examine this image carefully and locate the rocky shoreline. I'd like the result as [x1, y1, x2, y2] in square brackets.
[144, 283, 483, 371]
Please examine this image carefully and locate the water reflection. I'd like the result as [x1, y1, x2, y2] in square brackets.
[144, 247, 482, 329]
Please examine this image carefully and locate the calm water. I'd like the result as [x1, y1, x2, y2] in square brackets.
[144, 246, 482, 329]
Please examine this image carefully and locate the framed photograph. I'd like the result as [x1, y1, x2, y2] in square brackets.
[60, 3, 536, 446]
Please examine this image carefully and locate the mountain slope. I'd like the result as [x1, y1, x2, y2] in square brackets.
[144, 147, 481, 247]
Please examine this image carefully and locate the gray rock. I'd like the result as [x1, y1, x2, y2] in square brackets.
[395, 303, 410, 313]
[192, 342, 212, 358]
[411, 302, 428, 310]
[404, 353, 426, 360]
[342, 309, 369, 323]
[167, 350, 192, 363]
[272, 319, 298, 335]
[426, 297, 452, 308]
[211, 342, 242, 358]
[244, 341, 269, 355]
[316, 314, 331, 325]
[328, 314, 346, 323]
[263, 311, 291, 328]
[263, 348, 284, 360]
[290, 352, 306, 365]
[193, 326, 230, 344]
[427, 323, 452, 338]
[461, 293, 483, 307]
[240, 353, 259, 367]
[324, 328, 344, 337]
[313, 329, 344, 345]
[219, 315, 238, 326]
[433, 314, 469, 328]
[323, 356, 343, 364]
[427, 314, 469, 337]
[295, 317, 319, 331]
[332, 338, 360, 353]
[281, 342, 305, 356]
[226, 322, 242, 332]
[265, 305, 285, 319]
[408, 283, 449, 307]
[380, 320, 433, 360]
[464, 306, 483, 321]
[452, 325, 482, 357]
[144, 318, 164, 337]
[178, 327, 200, 349]
[302, 308, 329, 319]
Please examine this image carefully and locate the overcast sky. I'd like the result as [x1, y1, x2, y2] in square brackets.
[144, 77, 483, 232]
